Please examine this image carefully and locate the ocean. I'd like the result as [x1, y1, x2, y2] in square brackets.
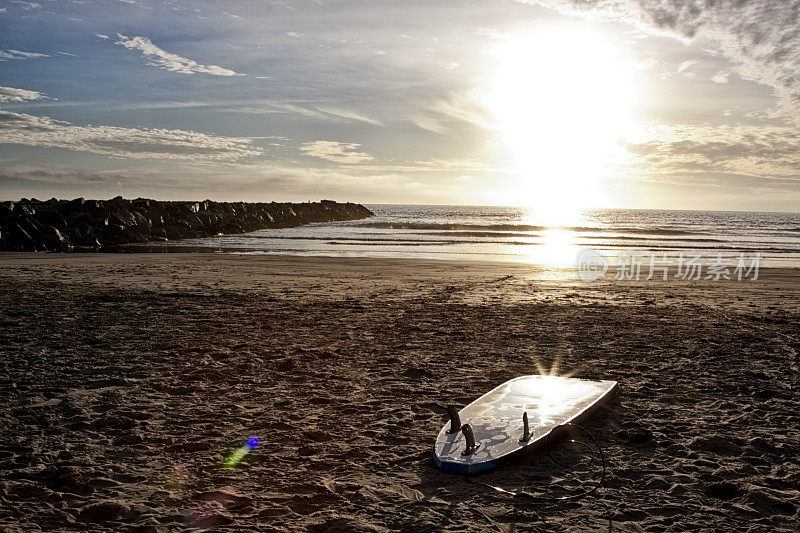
[158, 204, 800, 268]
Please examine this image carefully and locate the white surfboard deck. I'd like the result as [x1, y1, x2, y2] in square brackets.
[434, 375, 617, 474]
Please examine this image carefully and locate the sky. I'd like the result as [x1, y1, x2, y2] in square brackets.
[0, 0, 798, 211]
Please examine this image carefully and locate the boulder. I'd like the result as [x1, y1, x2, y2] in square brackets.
[109, 210, 137, 228]
[42, 226, 72, 252]
[36, 210, 69, 229]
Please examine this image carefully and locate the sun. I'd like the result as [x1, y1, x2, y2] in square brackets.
[485, 24, 638, 225]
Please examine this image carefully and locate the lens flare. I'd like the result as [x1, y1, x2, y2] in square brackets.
[222, 436, 260, 469]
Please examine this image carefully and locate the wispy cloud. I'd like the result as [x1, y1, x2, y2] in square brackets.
[677, 59, 700, 74]
[10, 1, 40, 9]
[522, 1, 800, 118]
[412, 116, 449, 135]
[712, 71, 730, 84]
[114, 34, 243, 76]
[314, 107, 383, 126]
[0, 86, 49, 103]
[0, 109, 261, 160]
[426, 91, 494, 131]
[215, 101, 383, 125]
[61, 98, 384, 126]
[299, 141, 373, 164]
[0, 49, 50, 61]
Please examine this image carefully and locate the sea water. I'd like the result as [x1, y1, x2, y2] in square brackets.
[160, 205, 800, 268]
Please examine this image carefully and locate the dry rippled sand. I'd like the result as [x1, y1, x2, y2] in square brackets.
[0, 254, 798, 531]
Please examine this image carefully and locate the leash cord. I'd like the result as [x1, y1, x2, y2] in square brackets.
[468, 422, 607, 502]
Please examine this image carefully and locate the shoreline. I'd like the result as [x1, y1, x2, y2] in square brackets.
[2, 249, 798, 270]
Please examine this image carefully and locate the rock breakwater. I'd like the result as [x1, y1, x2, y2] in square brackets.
[0, 197, 374, 251]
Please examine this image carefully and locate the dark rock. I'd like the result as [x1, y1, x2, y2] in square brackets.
[164, 225, 187, 240]
[185, 212, 205, 229]
[14, 203, 36, 216]
[62, 227, 82, 242]
[276, 359, 296, 372]
[691, 435, 743, 455]
[0, 197, 373, 252]
[18, 217, 43, 239]
[37, 464, 94, 495]
[110, 210, 137, 228]
[77, 500, 129, 523]
[66, 197, 85, 212]
[9, 222, 37, 251]
[402, 367, 431, 379]
[36, 210, 68, 229]
[297, 444, 317, 456]
[0, 203, 16, 220]
[130, 210, 150, 229]
[627, 429, 653, 445]
[43, 226, 72, 252]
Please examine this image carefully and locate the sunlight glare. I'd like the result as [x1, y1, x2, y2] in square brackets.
[521, 228, 580, 267]
[486, 25, 637, 224]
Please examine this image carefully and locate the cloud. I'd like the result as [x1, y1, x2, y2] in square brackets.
[677, 59, 700, 74]
[0, 49, 50, 61]
[314, 107, 383, 126]
[10, 1, 40, 9]
[0, 166, 126, 187]
[95, 34, 110, 40]
[626, 124, 800, 183]
[712, 71, 730, 84]
[216, 101, 383, 125]
[0, 163, 441, 203]
[0, 86, 48, 103]
[412, 116, 449, 135]
[427, 90, 494, 130]
[521, 1, 800, 118]
[637, 57, 657, 70]
[90, 98, 384, 126]
[114, 34, 243, 76]
[299, 141, 373, 164]
[0, 109, 262, 161]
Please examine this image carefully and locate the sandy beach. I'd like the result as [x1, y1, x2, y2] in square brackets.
[1, 253, 798, 531]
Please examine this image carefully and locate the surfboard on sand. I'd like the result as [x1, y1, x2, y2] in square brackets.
[433, 375, 618, 474]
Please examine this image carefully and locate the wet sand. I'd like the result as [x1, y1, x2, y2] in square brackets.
[0, 253, 798, 531]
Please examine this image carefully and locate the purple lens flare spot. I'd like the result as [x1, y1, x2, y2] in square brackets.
[247, 437, 259, 449]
